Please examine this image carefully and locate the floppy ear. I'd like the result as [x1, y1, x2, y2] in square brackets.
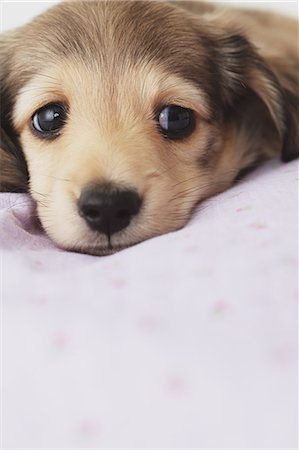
[0, 31, 29, 192]
[279, 86, 299, 162]
[215, 33, 299, 162]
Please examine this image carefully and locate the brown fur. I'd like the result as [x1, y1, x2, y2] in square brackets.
[0, 1, 298, 254]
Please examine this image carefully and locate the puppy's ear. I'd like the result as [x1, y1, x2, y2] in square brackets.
[0, 31, 29, 192]
[280, 87, 299, 162]
[215, 33, 299, 162]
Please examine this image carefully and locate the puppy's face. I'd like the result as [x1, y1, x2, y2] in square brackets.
[3, 1, 296, 254]
[15, 63, 221, 254]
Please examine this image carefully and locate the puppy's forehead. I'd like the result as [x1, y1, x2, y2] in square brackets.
[15, 1, 212, 89]
[28, 1, 198, 56]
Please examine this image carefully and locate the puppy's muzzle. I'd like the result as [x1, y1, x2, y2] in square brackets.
[78, 184, 141, 236]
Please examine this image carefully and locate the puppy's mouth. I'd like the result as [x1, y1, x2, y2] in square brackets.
[63, 226, 145, 256]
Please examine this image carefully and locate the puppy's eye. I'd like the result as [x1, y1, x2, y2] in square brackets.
[157, 105, 195, 140]
[31, 103, 67, 138]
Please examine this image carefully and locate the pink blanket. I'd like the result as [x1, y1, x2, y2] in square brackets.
[1, 159, 297, 447]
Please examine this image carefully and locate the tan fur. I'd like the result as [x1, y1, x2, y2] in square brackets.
[1, 1, 298, 254]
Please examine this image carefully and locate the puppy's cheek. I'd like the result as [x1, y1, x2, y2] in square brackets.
[35, 188, 86, 249]
[138, 179, 200, 235]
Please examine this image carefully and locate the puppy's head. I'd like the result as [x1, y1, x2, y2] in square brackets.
[1, 1, 298, 254]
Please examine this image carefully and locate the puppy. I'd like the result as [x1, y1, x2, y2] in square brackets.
[1, 1, 298, 255]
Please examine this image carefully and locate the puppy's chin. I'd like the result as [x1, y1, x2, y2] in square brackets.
[49, 232, 153, 256]
[66, 241, 140, 257]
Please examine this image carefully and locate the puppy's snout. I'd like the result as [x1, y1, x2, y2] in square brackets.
[78, 184, 141, 235]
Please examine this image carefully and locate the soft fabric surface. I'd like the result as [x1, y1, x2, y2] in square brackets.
[1, 159, 298, 448]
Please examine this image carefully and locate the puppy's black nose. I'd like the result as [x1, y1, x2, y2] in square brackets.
[78, 184, 141, 235]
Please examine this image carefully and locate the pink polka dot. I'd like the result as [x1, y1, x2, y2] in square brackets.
[52, 332, 68, 349]
[32, 295, 48, 305]
[183, 246, 199, 253]
[274, 344, 297, 365]
[260, 240, 271, 247]
[31, 260, 45, 271]
[236, 205, 251, 213]
[166, 376, 187, 395]
[213, 300, 230, 315]
[138, 316, 160, 333]
[111, 279, 126, 288]
[250, 223, 267, 230]
[79, 419, 101, 436]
